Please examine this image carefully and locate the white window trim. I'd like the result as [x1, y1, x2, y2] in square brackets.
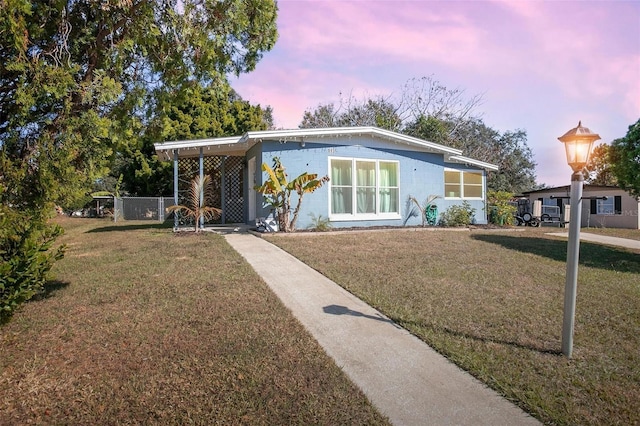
[328, 156, 401, 221]
[444, 168, 485, 200]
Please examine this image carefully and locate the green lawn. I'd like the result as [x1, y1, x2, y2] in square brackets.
[267, 227, 640, 426]
[0, 218, 389, 425]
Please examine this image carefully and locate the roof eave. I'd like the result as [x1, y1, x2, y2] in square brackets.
[153, 126, 467, 160]
[446, 155, 499, 171]
[242, 126, 463, 156]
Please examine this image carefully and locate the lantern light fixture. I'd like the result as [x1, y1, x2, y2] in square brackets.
[558, 121, 601, 173]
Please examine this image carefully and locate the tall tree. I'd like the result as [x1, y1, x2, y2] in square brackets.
[609, 119, 640, 198]
[398, 76, 484, 137]
[403, 115, 452, 145]
[300, 82, 537, 194]
[301, 94, 401, 131]
[585, 144, 617, 186]
[409, 117, 536, 194]
[0, 0, 278, 320]
[1, 0, 278, 207]
[115, 80, 274, 196]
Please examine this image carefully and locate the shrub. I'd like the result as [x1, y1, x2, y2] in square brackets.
[307, 213, 333, 232]
[1, 208, 65, 324]
[439, 202, 476, 227]
[487, 190, 517, 226]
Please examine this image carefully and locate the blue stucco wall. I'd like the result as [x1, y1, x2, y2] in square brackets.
[252, 139, 488, 229]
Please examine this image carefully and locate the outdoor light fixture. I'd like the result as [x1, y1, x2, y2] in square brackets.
[558, 121, 600, 358]
[558, 121, 600, 173]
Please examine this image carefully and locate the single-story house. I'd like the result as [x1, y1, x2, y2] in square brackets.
[153, 127, 498, 229]
[522, 185, 640, 229]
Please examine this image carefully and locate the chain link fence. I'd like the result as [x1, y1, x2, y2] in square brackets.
[113, 197, 175, 222]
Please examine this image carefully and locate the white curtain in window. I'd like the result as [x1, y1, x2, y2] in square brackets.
[356, 161, 376, 213]
[331, 160, 352, 214]
[379, 162, 398, 213]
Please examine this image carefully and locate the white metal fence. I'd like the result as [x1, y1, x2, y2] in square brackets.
[114, 197, 175, 222]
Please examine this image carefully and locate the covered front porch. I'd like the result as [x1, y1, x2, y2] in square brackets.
[169, 150, 246, 227]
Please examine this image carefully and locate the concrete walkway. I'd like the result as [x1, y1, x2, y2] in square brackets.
[546, 232, 640, 251]
[225, 232, 540, 426]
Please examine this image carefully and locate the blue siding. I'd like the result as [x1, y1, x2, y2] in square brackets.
[253, 139, 488, 229]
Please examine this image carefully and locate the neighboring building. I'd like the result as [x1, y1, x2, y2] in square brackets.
[522, 185, 640, 229]
[154, 127, 498, 229]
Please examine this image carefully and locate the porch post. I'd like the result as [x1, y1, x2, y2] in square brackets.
[221, 156, 226, 224]
[199, 147, 204, 229]
[173, 149, 179, 229]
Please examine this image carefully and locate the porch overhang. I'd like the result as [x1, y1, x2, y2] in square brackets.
[154, 136, 251, 161]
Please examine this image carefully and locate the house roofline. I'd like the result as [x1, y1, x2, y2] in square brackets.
[153, 127, 500, 170]
[446, 155, 499, 171]
[522, 184, 624, 195]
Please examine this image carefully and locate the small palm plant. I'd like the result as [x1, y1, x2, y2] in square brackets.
[408, 194, 441, 227]
[167, 175, 221, 233]
[307, 213, 333, 232]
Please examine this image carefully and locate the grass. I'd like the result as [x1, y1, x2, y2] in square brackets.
[581, 227, 640, 240]
[266, 227, 640, 426]
[0, 218, 389, 425]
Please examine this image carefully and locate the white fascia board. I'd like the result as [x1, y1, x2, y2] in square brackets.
[153, 136, 241, 152]
[243, 127, 463, 156]
[368, 127, 463, 155]
[153, 136, 246, 161]
[446, 155, 499, 171]
[153, 126, 467, 160]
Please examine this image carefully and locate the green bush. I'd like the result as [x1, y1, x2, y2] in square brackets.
[307, 213, 333, 232]
[439, 202, 476, 227]
[0, 208, 65, 324]
[487, 190, 517, 226]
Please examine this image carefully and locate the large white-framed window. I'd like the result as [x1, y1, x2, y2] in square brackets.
[444, 169, 484, 199]
[329, 157, 400, 220]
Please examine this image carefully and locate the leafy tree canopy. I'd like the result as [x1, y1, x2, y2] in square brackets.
[0, 0, 277, 321]
[1, 0, 278, 208]
[114, 80, 274, 196]
[300, 94, 402, 131]
[300, 77, 537, 193]
[585, 143, 617, 186]
[610, 119, 640, 198]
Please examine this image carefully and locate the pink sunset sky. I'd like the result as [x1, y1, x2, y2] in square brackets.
[232, 0, 640, 188]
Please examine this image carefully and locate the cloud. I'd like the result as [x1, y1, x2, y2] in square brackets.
[232, 0, 639, 185]
[277, 1, 487, 69]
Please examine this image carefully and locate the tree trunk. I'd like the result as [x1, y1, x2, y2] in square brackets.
[278, 209, 290, 232]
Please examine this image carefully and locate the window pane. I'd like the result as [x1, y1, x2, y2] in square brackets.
[331, 159, 352, 185]
[464, 185, 483, 198]
[331, 187, 352, 214]
[445, 184, 460, 198]
[379, 162, 398, 187]
[356, 161, 376, 186]
[464, 172, 483, 184]
[597, 198, 614, 215]
[444, 170, 460, 184]
[380, 188, 399, 213]
[357, 188, 376, 213]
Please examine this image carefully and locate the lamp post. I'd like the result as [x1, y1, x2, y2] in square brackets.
[558, 121, 600, 358]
